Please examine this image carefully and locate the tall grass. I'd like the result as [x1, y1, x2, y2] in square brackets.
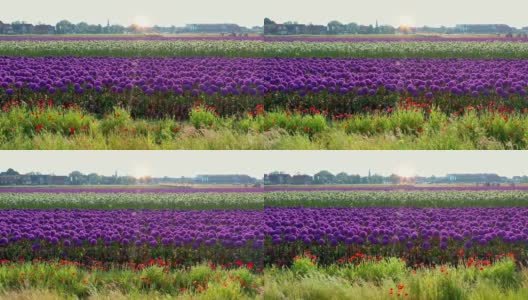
[265, 257, 528, 300]
[1, 105, 528, 149]
[1, 257, 525, 299]
[0, 261, 262, 299]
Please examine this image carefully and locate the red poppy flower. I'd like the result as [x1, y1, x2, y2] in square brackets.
[69, 127, 75, 134]
[35, 124, 43, 132]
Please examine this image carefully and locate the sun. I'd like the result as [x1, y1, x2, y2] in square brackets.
[133, 164, 151, 178]
[398, 16, 416, 28]
[133, 16, 150, 28]
[396, 164, 416, 178]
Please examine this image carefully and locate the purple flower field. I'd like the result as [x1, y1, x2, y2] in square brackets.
[0, 57, 264, 97]
[2, 57, 528, 99]
[0, 209, 263, 264]
[265, 207, 528, 264]
[259, 58, 528, 99]
[2, 57, 528, 100]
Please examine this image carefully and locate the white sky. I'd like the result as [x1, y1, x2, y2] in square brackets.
[0, 151, 527, 178]
[1, 0, 527, 28]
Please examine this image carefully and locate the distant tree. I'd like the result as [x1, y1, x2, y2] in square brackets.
[69, 171, 86, 185]
[128, 24, 142, 33]
[117, 176, 137, 185]
[346, 23, 359, 34]
[138, 176, 153, 184]
[87, 173, 101, 185]
[264, 18, 276, 26]
[3, 168, 19, 176]
[56, 20, 75, 34]
[75, 22, 90, 34]
[335, 172, 350, 184]
[78, 24, 103, 34]
[389, 174, 400, 185]
[379, 25, 396, 34]
[349, 174, 361, 184]
[107, 24, 125, 34]
[314, 170, 336, 184]
[328, 20, 344, 34]
[369, 174, 384, 184]
[328, 20, 343, 27]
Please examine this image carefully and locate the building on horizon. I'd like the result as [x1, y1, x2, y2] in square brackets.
[455, 24, 513, 34]
[446, 173, 502, 183]
[194, 174, 257, 185]
[183, 24, 243, 34]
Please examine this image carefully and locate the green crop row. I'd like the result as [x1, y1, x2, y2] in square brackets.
[0, 192, 263, 210]
[3, 40, 528, 58]
[265, 190, 528, 207]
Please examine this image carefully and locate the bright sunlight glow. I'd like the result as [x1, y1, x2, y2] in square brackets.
[396, 164, 416, 177]
[398, 15, 416, 28]
[133, 16, 150, 27]
[133, 164, 151, 178]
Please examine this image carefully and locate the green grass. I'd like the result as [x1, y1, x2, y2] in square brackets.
[2, 104, 528, 149]
[0, 261, 263, 299]
[2, 257, 527, 300]
[3, 40, 528, 58]
[265, 257, 528, 300]
[264, 190, 528, 208]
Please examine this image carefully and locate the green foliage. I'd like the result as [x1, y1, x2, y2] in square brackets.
[265, 190, 528, 208]
[480, 258, 520, 290]
[390, 108, 425, 134]
[189, 265, 213, 284]
[251, 112, 327, 135]
[0, 104, 94, 137]
[330, 257, 406, 283]
[189, 105, 219, 129]
[291, 256, 317, 276]
[99, 107, 133, 135]
[266, 258, 528, 300]
[344, 114, 390, 135]
[0, 261, 262, 299]
[0, 192, 264, 210]
[2, 103, 528, 149]
[3, 40, 528, 59]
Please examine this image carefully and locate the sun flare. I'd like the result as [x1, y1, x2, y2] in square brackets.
[396, 164, 416, 178]
[133, 164, 151, 178]
[133, 16, 150, 28]
[398, 16, 416, 28]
